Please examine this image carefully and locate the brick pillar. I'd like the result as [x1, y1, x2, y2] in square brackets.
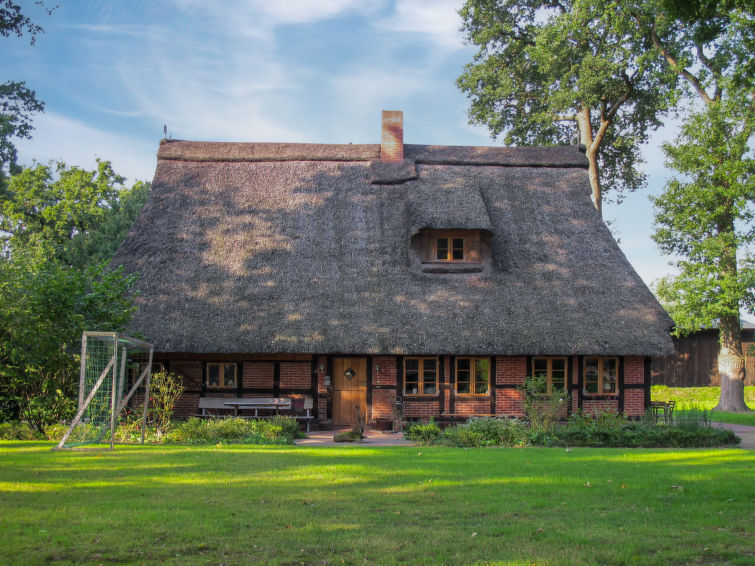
[381, 110, 403, 162]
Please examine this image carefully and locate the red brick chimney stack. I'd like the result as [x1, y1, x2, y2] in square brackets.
[381, 110, 404, 162]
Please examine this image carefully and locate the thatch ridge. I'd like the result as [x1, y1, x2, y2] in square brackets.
[114, 142, 672, 356]
[158, 139, 589, 168]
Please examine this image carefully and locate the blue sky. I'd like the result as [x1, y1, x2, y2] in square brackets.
[5, 0, 678, 287]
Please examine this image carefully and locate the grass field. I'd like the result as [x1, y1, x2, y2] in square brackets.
[0, 443, 753, 565]
[651, 386, 755, 426]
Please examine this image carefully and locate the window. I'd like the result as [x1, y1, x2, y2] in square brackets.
[584, 357, 618, 395]
[436, 236, 465, 261]
[420, 230, 481, 264]
[456, 357, 489, 395]
[532, 357, 567, 394]
[404, 357, 438, 396]
[206, 363, 237, 388]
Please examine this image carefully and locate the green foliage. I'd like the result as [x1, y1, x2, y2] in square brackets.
[652, 97, 755, 334]
[457, 0, 677, 204]
[404, 419, 442, 445]
[0, 81, 44, 177]
[0, 161, 150, 267]
[0, 250, 137, 431]
[164, 416, 304, 445]
[444, 416, 528, 447]
[147, 370, 185, 435]
[0, 420, 39, 440]
[0, 1, 50, 179]
[520, 375, 569, 433]
[530, 410, 738, 448]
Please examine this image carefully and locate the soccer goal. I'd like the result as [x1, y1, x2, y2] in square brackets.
[56, 332, 154, 450]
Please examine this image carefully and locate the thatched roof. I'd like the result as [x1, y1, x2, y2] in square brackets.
[112, 139, 674, 356]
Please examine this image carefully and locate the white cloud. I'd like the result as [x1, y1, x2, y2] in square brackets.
[376, 0, 466, 49]
[14, 112, 157, 184]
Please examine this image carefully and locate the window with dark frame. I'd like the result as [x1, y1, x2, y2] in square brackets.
[206, 363, 237, 388]
[435, 236, 466, 262]
[532, 357, 567, 393]
[456, 357, 489, 395]
[583, 357, 618, 395]
[404, 357, 438, 396]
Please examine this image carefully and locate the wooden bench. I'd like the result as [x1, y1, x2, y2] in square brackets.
[196, 396, 315, 432]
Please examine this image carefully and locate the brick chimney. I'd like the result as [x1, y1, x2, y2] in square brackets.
[381, 110, 403, 162]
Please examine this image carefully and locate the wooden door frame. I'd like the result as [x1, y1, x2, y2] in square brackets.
[328, 355, 372, 425]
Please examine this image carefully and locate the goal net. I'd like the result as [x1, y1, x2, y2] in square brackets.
[56, 332, 154, 450]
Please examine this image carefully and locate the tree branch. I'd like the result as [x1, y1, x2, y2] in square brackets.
[651, 29, 713, 105]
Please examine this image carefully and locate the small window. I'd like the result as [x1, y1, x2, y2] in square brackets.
[532, 357, 567, 394]
[404, 357, 438, 396]
[456, 357, 489, 396]
[435, 236, 466, 262]
[584, 357, 618, 395]
[206, 363, 237, 388]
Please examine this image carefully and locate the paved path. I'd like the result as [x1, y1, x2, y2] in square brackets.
[295, 427, 411, 447]
[711, 422, 755, 450]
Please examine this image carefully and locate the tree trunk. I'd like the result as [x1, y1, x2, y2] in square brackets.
[715, 317, 751, 413]
[576, 107, 602, 216]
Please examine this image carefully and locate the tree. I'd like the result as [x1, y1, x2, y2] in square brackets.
[457, 0, 677, 214]
[0, 1, 50, 180]
[647, 1, 754, 412]
[0, 247, 137, 431]
[0, 160, 151, 269]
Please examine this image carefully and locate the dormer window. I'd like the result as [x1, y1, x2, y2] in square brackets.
[435, 236, 466, 261]
[421, 230, 481, 265]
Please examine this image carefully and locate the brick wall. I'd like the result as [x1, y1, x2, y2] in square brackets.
[496, 356, 527, 385]
[582, 399, 619, 415]
[280, 362, 310, 390]
[404, 399, 439, 419]
[243, 362, 274, 388]
[381, 110, 403, 162]
[495, 388, 526, 417]
[372, 389, 395, 419]
[174, 391, 200, 419]
[454, 398, 490, 416]
[372, 356, 397, 386]
[624, 389, 645, 417]
[625, 357, 645, 385]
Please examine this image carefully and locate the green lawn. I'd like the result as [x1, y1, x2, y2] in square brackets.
[0, 443, 753, 565]
[651, 386, 755, 426]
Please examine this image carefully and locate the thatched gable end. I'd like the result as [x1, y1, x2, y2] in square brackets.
[113, 140, 673, 356]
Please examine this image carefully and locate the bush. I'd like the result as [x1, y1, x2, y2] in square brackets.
[0, 421, 41, 440]
[404, 419, 442, 444]
[164, 416, 304, 445]
[466, 416, 527, 446]
[148, 370, 185, 435]
[531, 411, 739, 448]
[442, 426, 485, 447]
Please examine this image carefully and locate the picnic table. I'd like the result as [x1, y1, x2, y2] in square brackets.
[224, 398, 292, 417]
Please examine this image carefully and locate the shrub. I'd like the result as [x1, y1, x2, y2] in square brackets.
[148, 370, 185, 435]
[0, 421, 41, 440]
[521, 376, 569, 433]
[442, 426, 485, 447]
[164, 416, 304, 445]
[404, 419, 442, 444]
[466, 416, 527, 446]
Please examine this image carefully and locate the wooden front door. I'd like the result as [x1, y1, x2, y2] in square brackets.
[332, 358, 367, 425]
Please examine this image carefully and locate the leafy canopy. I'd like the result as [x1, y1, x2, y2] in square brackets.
[0, 160, 151, 268]
[457, 0, 678, 203]
[652, 94, 755, 334]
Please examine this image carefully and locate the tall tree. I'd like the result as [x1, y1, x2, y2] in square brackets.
[0, 160, 151, 269]
[644, 0, 754, 412]
[457, 0, 677, 214]
[0, 1, 49, 180]
[0, 247, 137, 431]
